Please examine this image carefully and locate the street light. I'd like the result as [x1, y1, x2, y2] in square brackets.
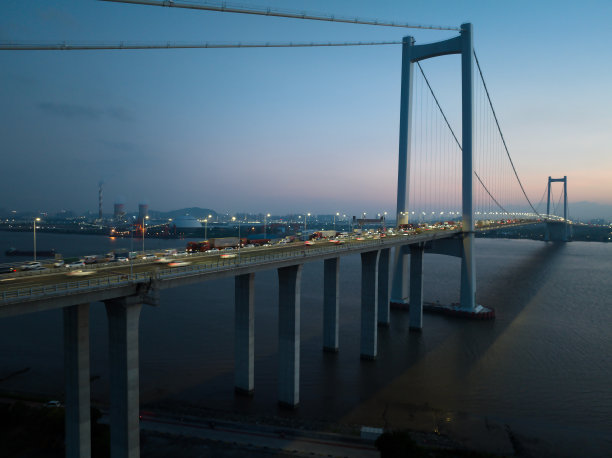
[334, 212, 339, 232]
[305, 213, 310, 231]
[204, 219, 208, 240]
[142, 215, 149, 254]
[33, 217, 41, 261]
[130, 216, 135, 277]
[264, 213, 270, 239]
[232, 216, 241, 262]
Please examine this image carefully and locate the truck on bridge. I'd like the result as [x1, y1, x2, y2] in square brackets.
[186, 237, 248, 252]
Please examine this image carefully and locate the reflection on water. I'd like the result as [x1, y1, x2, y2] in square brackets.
[1, 233, 611, 454]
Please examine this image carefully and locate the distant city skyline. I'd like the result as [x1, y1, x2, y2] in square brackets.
[1, 1, 611, 215]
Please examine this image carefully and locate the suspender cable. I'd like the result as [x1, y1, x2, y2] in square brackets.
[416, 62, 510, 215]
[474, 51, 540, 217]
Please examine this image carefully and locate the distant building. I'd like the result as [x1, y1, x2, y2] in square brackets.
[114, 202, 126, 220]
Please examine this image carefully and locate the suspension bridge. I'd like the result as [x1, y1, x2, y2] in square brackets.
[0, 3, 572, 457]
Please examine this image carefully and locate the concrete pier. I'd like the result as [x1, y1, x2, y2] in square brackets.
[278, 264, 302, 408]
[323, 257, 340, 352]
[105, 298, 142, 458]
[235, 273, 255, 395]
[360, 250, 380, 360]
[409, 244, 424, 330]
[377, 248, 391, 326]
[64, 303, 91, 458]
[391, 245, 409, 304]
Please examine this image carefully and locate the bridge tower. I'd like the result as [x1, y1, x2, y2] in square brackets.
[545, 176, 571, 242]
[392, 23, 479, 314]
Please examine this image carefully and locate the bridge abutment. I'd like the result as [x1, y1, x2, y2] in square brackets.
[235, 273, 255, 395]
[545, 221, 571, 242]
[360, 250, 380, 360]
[323, 257, 340, 352]
[64, 303, 91, 458]
[278, 264, 302, 409]
[105, 298, 142, 458]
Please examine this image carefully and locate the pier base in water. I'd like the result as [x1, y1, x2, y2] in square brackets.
[390, 301, 495, 320]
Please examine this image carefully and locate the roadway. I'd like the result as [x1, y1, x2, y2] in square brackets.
[0, 232, 445, 292]
[0, 220, 540, 312]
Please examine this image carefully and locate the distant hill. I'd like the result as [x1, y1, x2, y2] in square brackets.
[562, 202, 612, 222]
[151, 207, 218, 219]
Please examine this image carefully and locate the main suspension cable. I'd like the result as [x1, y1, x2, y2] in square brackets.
[100, 0, 461, 31]
[0, 40, 401, 51]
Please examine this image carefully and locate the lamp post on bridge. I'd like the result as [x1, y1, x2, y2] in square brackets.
[304, 212, 310, 231]
[32, 217, 41, 261]
[142, 215, 149, 254]
[264, 213, 270, 239]
[129, 217, 134, 277]
[333, 212, 339, 232]
[232, 216, 241, 262]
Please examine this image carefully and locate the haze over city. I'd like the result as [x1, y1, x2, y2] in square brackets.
[1, 0, 611, 218]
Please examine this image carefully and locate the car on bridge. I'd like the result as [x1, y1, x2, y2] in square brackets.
[168, 261, 191, 267]
[66, 260, 85, 268]
[21, 261, 42, 271]
[66, 270, 95, 277]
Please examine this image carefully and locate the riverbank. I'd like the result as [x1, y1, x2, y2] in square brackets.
[2, 384, 610, 457]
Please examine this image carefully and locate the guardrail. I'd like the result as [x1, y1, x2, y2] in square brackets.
[0, 232, 456, 304]
[0, 271, 152, 303]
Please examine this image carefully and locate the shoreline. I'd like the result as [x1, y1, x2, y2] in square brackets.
[0, 387, 590, 458]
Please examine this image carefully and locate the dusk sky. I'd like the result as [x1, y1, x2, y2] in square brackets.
[1, 0, 611, 217]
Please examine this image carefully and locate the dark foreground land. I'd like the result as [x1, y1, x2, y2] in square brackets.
[0, 394, 537, 458]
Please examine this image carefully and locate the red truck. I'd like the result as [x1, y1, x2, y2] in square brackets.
[186, 237, 248, 252]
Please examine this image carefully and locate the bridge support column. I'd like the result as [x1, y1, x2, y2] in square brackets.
[460, 22, 476, 312]
[391, 246, 409, 304]
[235, 273, 255, 395]
[105, 298, 142, 458]
[278, 264, 302, 409]
[323, 258, 339, 352]
[64, 303, 91, 458]
[378, 248, 391, 326]
[409, 244, 424, 330]
[361, 250, 380, 360]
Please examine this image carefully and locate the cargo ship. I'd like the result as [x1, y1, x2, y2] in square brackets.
[5, 247, 56, 257]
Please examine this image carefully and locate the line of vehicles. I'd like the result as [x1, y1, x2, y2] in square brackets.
[2, 224, 466, 277]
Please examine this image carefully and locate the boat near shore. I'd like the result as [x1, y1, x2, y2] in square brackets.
[5, 247, 56, 257]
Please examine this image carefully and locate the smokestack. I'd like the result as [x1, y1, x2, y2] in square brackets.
[98, 181, 104, 220]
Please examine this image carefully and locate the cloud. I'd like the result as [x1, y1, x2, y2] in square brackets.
[99, 139, 145, 155]
[106, 107, 133, 122]
[38, 102, 134, 121]
[97, 139, 160, 164]
[39, 102, 102, 119]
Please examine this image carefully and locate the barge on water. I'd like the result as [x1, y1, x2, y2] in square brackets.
[5, 247, 56, 257]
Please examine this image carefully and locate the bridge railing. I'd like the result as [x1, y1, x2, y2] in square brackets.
[0, 271, 151, 303]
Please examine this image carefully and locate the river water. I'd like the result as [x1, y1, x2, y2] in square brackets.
[0, 231, 611, 455]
